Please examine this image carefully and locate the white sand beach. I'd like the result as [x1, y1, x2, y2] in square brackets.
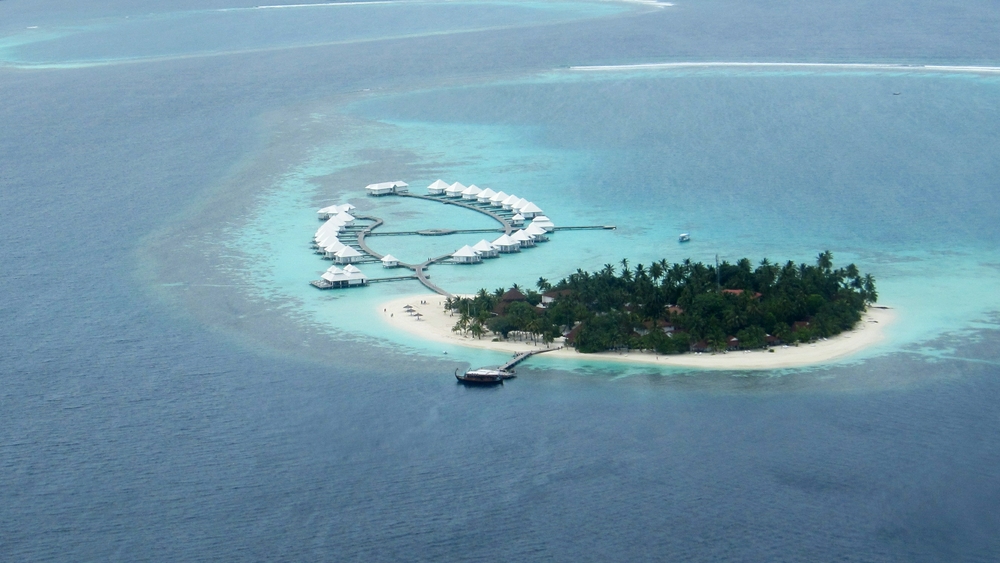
[378, 294, 895, 370]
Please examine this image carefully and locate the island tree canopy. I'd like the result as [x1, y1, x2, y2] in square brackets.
[446, 252, 877, 354]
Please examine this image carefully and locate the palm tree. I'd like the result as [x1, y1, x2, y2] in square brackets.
[650, 261, 663, 284]
[817, 250, 833, 271]
[862, 274, 878, 303]
[537, 277, 551, 292]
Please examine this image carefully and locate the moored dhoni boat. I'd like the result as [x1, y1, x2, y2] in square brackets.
[455, 368, 512, 385]
[679, 233, 690, 242]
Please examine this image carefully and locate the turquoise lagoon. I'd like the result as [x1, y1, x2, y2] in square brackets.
[227, 66, 1000, 371]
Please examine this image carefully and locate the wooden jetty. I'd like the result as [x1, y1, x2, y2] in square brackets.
[458, 346, 563, 384]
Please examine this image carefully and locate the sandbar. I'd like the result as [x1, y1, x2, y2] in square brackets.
[378, 294, 895, 370]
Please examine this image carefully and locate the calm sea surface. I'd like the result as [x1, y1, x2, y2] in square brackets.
[3, 1, 1000, 561]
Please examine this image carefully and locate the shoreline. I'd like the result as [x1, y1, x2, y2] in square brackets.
[378, 294, 896, 370]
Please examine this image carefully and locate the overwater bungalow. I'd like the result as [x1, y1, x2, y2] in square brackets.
[476, 188, 497, 203]
[316, 205, 339, 220]
[381, 254, 400, 268]
[365, 181, 409, 196]
[472, 239, 499, 258]
[462, 185, 482, 200]
[445, 182, 466, 198]
[489, 191, 510, 206]
[332, 211, 355, 226]
[343, 264, 368, 284]
[321, 265, 367, 288]
[519, 202, 543, 218]
[452, 245, 482, 264]
[524, 223, 549, 241]
[530, 216, 554, 231]
[510, 213, 525, 226]
[501, 194, 521, 210]
[334, 246, 363, 264]
[511, 229, 535, 247]
[323, 240, 347, 258]
[426, 179, 449, 195]
[512, 197, 529, 212]
[492, 233, 520, 253]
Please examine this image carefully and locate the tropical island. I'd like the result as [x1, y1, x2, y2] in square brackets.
[443, 251, 878, 355]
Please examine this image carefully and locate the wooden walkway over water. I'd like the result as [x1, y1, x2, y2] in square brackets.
[313, 193, 614, 297]
[499, 346, 563, 371]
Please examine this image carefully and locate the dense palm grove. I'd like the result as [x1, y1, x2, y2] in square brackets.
[446, 251, 877, 354]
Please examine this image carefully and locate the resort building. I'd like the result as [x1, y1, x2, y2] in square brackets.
[519, 202, 543, 218]
[489, 191, 509, 206]
[501, 194, 521, 210]
[511, 229, 535, 247]
[476, 188, 496, 203]
[323, 240, 347, 258]
[472, 239, 499, 258]
[462, 185, 482, 200]
[380, 254, 400, 268]
[426, 179, 449, 195]
[529, 216, 554, 231]
[365, 181, 409, 196]
[342, 264, 368, 284]
[334, 246, 364, 264]
[524, 223, 549, 241]
[321, 265, 367, 288]
[541, 289, 574, 306]
[445, 182, 467, 198]
[491, 233, 520, 253]
[452, 245, 482, 264]
[512, 198, 529, 212]
[316, 205, 338, 220]
[332, 211, 355, 226]
[510, 213, 525, 226]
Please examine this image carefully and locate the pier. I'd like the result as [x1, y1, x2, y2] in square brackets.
[499, 346, 563, 372]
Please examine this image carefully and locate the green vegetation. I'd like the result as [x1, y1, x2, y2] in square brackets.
[445, 252, 877, 354]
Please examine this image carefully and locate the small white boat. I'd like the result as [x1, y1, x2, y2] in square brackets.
[678, 233, 690, 242]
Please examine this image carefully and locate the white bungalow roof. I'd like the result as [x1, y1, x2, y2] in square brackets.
[462, 185, 482, 196]
[380, 254, 399, 263]
[333, 211, 355, 223]
[492, 234, 518, 246]
[519, 202, 543, 214]
[472, 240, 495, 252]
[524, 223, 548, 236]
[335, 246, 362, 258]
[317, 205, 339, 214]
[490, 191, 509, 203]
[511, 213, 525, 222]
[531, 215, 551, 223]
[477, 188, 496, 199]
[316, 231, 339, 244]
[512, 198, 529, 210]
[324, 241, 346, 253]
[446, 182, 466, 195]
[511, 230, 533, 242]
[452, 245, 479, 258]
[365, 181, 408, 191]
[501, 194, 520, 206]
[427, 179, 449, 190]
[336, 203, 355, 212]
[343, 264, 366, 278]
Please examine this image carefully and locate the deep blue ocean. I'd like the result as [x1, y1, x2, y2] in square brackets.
[3, 1, 1000, 561]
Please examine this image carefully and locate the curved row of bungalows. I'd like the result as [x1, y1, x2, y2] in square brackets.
[424, 180, 544, 218]
[321, 264, 368, 288]
[365, 181, 409, 196]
